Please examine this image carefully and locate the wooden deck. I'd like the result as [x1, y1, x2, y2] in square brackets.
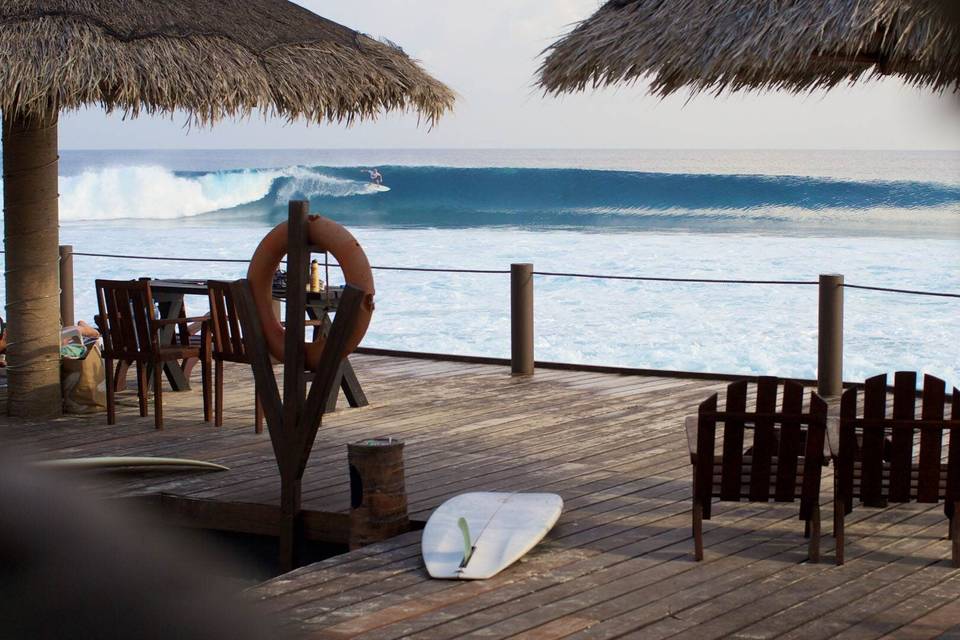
[3, 354, 960, 638]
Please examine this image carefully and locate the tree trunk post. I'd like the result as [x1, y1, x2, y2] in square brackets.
[2, 113, 62, 417]
[59, 245, 74, 327]
[817, 273, 844, 398]
[511, 263, 534, 376]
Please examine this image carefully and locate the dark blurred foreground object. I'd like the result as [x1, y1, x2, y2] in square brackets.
[0, 459, 296, 639]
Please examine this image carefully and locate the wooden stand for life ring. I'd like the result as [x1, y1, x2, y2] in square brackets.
[231, 200, 366, 571]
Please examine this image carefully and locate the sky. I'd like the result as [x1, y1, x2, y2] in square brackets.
[58, 0, 960, 150]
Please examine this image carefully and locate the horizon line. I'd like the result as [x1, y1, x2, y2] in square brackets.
[57, 147, 960, 153]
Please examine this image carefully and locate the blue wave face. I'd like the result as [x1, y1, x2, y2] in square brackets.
[319, 166, 958, 208]
[257, 166, 960, 233]
[50, 164, 960, 233]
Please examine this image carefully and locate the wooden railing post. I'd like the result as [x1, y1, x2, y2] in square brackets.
[511, 263, 534, 376]
[817, 273, 844, 397]
[58, 244, 74, 327]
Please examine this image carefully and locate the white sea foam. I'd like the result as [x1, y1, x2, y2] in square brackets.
[57, 166, 281, 220]
[274, 167, 389, 202]
[567, 205, 960, 235]
[0, 165, 387, 221]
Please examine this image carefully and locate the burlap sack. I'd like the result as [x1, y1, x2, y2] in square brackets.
[61, 346, 107, 414]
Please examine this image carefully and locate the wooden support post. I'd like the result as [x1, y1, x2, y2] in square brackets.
[348, 438, 409, 549]
[283, 201, 309, 426]
[279, 475, 302, 572]
[59, 245, 74, 327]
[511, 263, 534, 376]
[279, 201, 310, 571]
[817, 274, 844, 398]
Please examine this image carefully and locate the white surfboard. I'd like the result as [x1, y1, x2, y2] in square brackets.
[33, 457, 229, 471]
[422, 492, 563, 580]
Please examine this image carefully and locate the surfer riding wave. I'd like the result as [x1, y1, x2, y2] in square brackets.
[363, 168, 383, 185]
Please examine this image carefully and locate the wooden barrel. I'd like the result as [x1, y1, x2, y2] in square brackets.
[348, 437, 409, 548]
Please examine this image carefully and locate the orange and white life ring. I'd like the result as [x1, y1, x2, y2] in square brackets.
[247, 215, 375, 370]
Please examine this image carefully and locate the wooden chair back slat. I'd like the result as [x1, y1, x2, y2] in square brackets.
[800, 393, 828, 520]
[226, 288, 245, 356]
[749, 376, 779, 501]
[719, 380, 747, 500]
[838, 386, 859, 515]
[95, 284, 113, 354]
[918, 375, 947, 503]
[106, 287, 127, 354]
[889, 371, 918, 502]
[207, 280, 248, 361]
[96, 279, 157, 360]
[208, 281, 229, 355]
[695, 393, 719, 520]
[860, 374, 889, 507]
[136, 285, 155, 351]
[948, 389, 960, 517]
[775, 380, 805, 502]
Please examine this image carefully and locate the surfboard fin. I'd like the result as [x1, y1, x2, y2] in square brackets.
[457, 517, 475, 569]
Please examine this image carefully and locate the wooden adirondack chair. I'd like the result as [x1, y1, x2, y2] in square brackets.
[833, 372, 960, 566]
[690, 377, 828, 561]
[95, 279, 210, 429]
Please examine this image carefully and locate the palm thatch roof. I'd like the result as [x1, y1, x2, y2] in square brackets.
[0, 0, 454, 125]
[538, 0, 960, 96]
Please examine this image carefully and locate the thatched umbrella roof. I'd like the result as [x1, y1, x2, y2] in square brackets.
[0, 0, 455, 125]
[538, 0, 960, 96]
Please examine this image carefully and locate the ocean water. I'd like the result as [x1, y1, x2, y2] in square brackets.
[2, 149, 958, 386]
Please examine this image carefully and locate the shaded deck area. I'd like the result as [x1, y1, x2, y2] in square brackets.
[3, 354, 960, 638]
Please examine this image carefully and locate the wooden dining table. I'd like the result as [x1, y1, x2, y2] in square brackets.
[113, 278, 368, 410]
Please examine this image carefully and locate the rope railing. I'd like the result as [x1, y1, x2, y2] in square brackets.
[532, 270, 818, 286]
[75, 251, 251, 263]
[840, 283, 960, 299]
[0, 249, 957, 297]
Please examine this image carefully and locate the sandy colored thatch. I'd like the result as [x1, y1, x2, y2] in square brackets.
[538, 0, 960, 96]
[0, 0, 454, 125]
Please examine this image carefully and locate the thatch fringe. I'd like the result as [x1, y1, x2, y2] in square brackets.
[538, 0, 960, 96]
[0, 1, 454, 125]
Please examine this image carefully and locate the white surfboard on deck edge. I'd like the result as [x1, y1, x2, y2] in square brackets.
[422, 492, 563, 580]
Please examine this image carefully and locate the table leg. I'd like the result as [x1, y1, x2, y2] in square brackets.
[113, 360, 130, 392]
[308, 303, 368, 409]
[153, 293, 191, 391]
